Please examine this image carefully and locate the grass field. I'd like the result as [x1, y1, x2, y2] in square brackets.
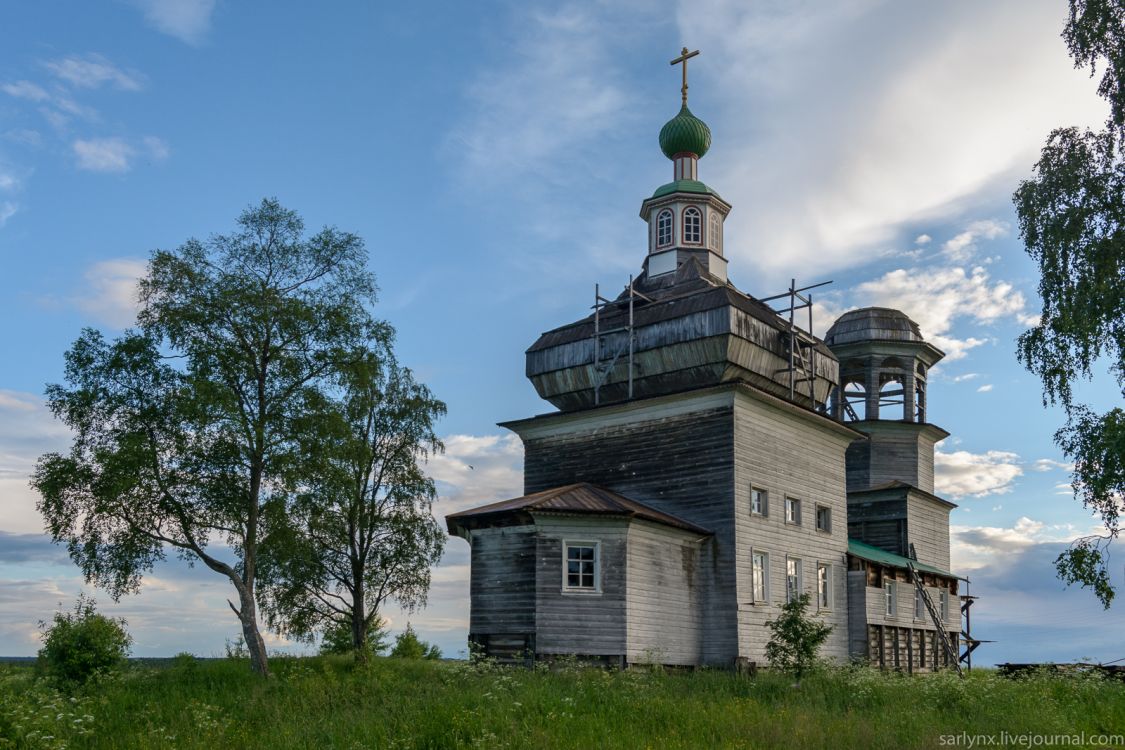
[2, 656, 1124, 749]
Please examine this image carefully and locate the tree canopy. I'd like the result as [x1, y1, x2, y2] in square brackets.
[33, 198, 388, 674]
[258, 349, 446, 662]
[1013, 1, 1125, 607]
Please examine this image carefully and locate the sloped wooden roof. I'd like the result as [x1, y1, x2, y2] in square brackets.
[446, 482, 712, 536]
[848, 538, 960, 579]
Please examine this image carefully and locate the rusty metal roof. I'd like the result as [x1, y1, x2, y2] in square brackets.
[446, 483, 713, 536]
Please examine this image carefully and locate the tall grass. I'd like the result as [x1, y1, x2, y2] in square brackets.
[1, 656, 1123, 749]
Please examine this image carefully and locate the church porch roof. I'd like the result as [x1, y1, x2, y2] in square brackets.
[446, 482, 713, 537]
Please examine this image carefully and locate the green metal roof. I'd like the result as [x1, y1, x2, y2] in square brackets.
[658, 105, 712, 159]
[650, 179, 722, 199]
[847, 538, 959, 579]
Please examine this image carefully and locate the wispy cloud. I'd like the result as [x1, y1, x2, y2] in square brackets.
[1034, 458, 1075, 473]
[128, 0, 216, 45]
[72, 136, 168, 173]
[935, 447, 1023, 498]
[679, 0, 1105, 279]
[942, 219, 1009, 262]
[977, 384, 994, 393]
[70, 258, 147, 327]
[44, 54, 144, 91]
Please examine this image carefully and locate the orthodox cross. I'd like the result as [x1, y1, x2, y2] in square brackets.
[670, 47, 700, 106]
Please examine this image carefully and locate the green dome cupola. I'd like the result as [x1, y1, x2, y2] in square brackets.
[659, 105, 711, 159]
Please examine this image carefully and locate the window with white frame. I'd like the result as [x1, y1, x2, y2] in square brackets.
[656, 210, 673, 247]
[815, 505, 831, 533]
[786, 557, 803, 603]
[752, 550, 768, 603]
[939, 589, 948, 621]
[750, 487, 768, 516]
[817, 563, 831, 609]
[683, 207, 702, 244]
[785, 497, 801, 525]
[884, 580, 897, 616]
[708, 212, 720, 250]
[563, 541, 599, 591]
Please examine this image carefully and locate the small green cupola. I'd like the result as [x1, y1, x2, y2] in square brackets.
[659, 105, 711, 159]
[639, 48, 732, 282]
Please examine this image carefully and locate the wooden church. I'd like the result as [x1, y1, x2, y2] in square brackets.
[447, 50, 967, 672]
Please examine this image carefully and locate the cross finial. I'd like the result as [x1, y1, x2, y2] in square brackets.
[670, 47, 700, 107]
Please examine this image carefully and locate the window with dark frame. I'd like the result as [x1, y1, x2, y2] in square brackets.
[564, 542, 598, 591]
[786, 557, 802, 603]
[750, 487, 768, 516]
[752, 551, 768, 603]
[657, 209, 673, 247]
[785, 497, 801, 525]
[817, 563, 831, 609]
[683, 207, 702, 244]
[815, 504, 831, 533]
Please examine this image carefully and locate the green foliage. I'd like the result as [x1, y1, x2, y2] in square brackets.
[257, 349, 446, 660]
[37, 595, 131, 685]
[765, 594, 833, 683]
[389, 625, 441, 660]
[3, 658, 1125, 749]
[319, 617, 390, 657]
[1012, 2, 1125, 607]
[32, 198, 384, 674]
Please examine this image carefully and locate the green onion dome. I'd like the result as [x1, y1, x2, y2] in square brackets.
[658, 105, 711, 159]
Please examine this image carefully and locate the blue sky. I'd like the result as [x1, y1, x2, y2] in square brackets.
[1, 0, 1122, 663]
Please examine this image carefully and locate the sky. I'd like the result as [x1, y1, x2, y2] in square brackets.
[0, 0, 1122, 664]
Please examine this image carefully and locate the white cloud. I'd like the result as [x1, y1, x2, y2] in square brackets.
[851, 262, 1036, 360]
[951, 516, 1067, 570]
[427, 433, 524, 516]
[1034, 458, 1075, 473]
[72, 136, 168, 173]
[0, 202, 16, 226]
[128, 0, 216, 45]
[914, 234, 932, 245]
[935, 447, 1023, 498]
[1, 81, 50, 102]
[0, 391, 72, 535]
[678, 0, 1105, 279]
[70, 258, 147, 328]
[73, 137, 133, 172]
[951, 373, 980, 383]
[942, 219, 1009, 262]
[977, 384, 993, 393]
[44, 54, 144, 91]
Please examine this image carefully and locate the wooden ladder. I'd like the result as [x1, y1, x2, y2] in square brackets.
[908, 562, 963, 678]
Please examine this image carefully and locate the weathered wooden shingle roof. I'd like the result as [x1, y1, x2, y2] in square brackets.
[847, 538, 960, 579]
[446, 482, 713, 536]
[825, 307, 923, 347]
[848, 479, 958, 509]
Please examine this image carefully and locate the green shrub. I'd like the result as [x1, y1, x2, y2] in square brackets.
[389, 624, 441, 660]
[37, 595, 132, 684]
[319, 617, 390, 657]
[765, 593, 833, 684]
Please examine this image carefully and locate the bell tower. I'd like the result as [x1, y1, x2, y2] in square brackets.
[825, 308, 948, 494]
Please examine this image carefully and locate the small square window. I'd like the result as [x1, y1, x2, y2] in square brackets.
[750, 487, 768, 516]
[785, 497, 801, 525]
[564, 541, 599, 591]
[815, 505, 831, 533]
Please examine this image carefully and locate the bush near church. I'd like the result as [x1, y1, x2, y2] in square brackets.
[37, 595, 132, 684]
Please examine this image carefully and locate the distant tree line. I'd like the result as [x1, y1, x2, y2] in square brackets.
[33, 198, 446, 674]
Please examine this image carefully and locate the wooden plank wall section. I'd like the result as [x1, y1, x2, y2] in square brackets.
[625, 520, 705, 666]
[846, 571, 868, 659]
[468, 526, 537, 641]
[905, 492, 952, 571]
[732, 390, 854, 664]
[519, 396, 737, 665]
[533, 516, 627, 658]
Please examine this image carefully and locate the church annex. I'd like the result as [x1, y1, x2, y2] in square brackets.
[447, 50, 969, 672]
